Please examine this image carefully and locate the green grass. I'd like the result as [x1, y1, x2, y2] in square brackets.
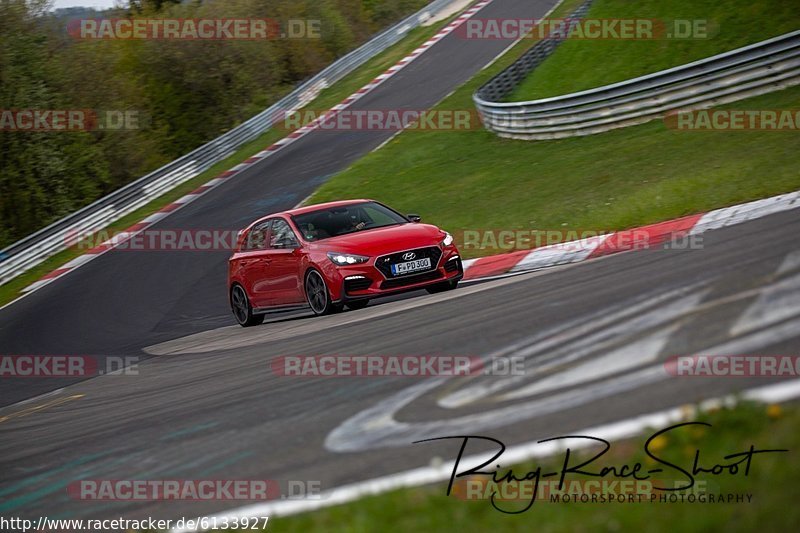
[508, 0, 800, 101]
[307, 10, 800, 258]
[0, 17, 455, 307]
[309, 84, 800, 258]
[257, 401, 800, 532]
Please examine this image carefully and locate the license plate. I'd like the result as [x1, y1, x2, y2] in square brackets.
[391, 257, 431, 275]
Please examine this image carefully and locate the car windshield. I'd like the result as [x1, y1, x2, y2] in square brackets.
[292, 202, 407, 242]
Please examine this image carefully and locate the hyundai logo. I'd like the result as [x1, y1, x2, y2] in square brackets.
[402, 252, 416, 261]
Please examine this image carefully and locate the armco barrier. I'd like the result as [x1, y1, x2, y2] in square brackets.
[474, 6, 800, 140]
[473, 0, 593, 103]
[0, 0, 458, 286]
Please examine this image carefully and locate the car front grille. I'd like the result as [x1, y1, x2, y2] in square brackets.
[375, 246, 442, 278]
[380, 270, 442, 290]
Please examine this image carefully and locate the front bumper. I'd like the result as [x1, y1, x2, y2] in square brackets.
[323, 247, 463, 303]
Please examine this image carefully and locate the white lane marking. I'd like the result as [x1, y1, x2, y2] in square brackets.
[689, 191, 800, 235]
[324, 364, 667, 452]
[500, 323, 674, 401]
[203, 177, 227, 187]
[19, 279, 50, 294]
[142, 211, 170, 224]
[60, 254, 96, 269]
[170, 378, 800, 531]
[325, 251, 800, 452]
[173, 194, 200, 204]
[461, 258, 477, 268]
[777, 250, 800, 275]
[476, 189, 800, 278]
[293, 193, 315, 209]
[730, 252, 800, 336]
[324, 289, 712, 451]
[499, 290, 706, 401]
[144, 269, 552, 356]
[437, 283, 708, 408]
[422, 0, 473, 26]
[511, 234, 612, 272]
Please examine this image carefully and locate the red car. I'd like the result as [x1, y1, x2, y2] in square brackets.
[228, 199, 463, 326]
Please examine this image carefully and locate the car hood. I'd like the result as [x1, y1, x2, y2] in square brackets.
[312, 223, 445, 256]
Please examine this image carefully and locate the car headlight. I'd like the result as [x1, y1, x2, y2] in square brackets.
[327, 252, 369, 266]
[441, 232, 454, 247]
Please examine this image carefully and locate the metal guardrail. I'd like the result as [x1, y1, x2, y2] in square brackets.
[0, 0, 458, 286]
[473, 0, 593, 103]
[474, 8, 800, 140]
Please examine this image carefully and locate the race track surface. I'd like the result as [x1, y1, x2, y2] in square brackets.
[1, 0, 799, 524]
[0, 0, 556, 405]
[2, 208, 799, 520]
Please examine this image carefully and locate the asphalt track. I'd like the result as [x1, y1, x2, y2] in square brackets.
[2, 206, 799, 520]
[0, 0, 556, 405]
[1, 0, 800, 525]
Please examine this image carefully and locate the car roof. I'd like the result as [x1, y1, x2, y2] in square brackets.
[247, 199, 374, 228]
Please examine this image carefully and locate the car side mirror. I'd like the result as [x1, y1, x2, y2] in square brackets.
[407, 214, 421, 223]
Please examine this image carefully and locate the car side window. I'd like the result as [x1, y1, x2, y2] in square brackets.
[270, 218, 299, 249]
[245, 221, 271, 250]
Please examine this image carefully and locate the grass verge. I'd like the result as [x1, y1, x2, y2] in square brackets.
[259, 401, 799, 532]
[307, 0, 800, 258]
[507, 0, 800, 101]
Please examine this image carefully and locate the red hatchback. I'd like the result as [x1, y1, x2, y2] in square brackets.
[228, 199, 463, 326]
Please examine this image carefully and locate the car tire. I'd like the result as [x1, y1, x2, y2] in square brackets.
[346, 299, 369, 311]
[426, 279, 459, 294]
[230, 284, 264, 327]
[305, 269, 338, 315]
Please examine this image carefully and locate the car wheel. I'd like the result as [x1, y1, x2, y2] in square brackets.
[231, 285, 264, 327]
[426, 279, 459, 294]
[346, 299, 369, 311]
[305, 270, 338, 315]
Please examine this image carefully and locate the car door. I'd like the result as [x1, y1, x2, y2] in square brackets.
[264, 218, 305, 306]
[240, 220, 273, 309]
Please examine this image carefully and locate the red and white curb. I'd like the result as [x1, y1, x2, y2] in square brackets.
[18, 0, 495, 297]
[461, 190, 800, 280]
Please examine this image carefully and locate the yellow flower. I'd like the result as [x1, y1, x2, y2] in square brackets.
[649, 434, 668, 452]
[766, 404, 782, 419]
